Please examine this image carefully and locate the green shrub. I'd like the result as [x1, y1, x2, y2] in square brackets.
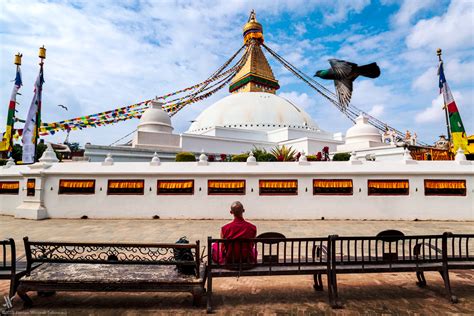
[12, 144, 22, 162]
[306, 155, 319, 161]
[251, 147, 276, 162]
[36, 143, 47, 159]
[175, 152, 196, 162]
[332, 152, 351, 161]
[231, 153, 249, 162]
[257, 152, 276, 161]
[0, 159, 7, 166]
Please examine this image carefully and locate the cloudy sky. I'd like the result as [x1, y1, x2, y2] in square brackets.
[0, 0, 473, 146]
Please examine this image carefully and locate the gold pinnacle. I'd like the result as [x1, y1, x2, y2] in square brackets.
[14, 52, 22, 65]
[39, 45, 46, 59]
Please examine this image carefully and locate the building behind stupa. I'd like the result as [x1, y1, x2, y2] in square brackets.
[85, 11, 343, 162]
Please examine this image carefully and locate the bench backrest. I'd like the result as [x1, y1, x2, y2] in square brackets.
[208, 236, 330, 271]
[0, 239, 15, 275]
[23, 237, 201, 277]
[330, 234, 446, 267]
[446, 234, 474, 262]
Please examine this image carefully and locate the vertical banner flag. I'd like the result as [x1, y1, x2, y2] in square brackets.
[0, 66, 22, 153]
[438, 61, 468, 153]
[22, 65, 44, 163]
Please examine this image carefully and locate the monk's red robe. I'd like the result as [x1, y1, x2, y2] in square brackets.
[212, 218, 257, 264]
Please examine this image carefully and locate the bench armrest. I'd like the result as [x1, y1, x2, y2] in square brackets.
[413, 242, 442, 258]
[314, 245, 328, 259]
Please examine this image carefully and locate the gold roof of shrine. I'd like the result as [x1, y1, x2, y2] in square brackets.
[230, 11, 279, 94]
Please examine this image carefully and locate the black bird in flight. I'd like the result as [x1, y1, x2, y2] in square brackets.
[315, 59, 380, 109]
[57, 104, 68, 111]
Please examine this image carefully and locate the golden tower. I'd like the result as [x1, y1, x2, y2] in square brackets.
[229, 10, 280, 94]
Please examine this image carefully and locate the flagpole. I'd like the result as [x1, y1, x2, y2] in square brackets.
[10, 53, 22, 158]
[437, 48, 451, 144]
[35, 46, 46, 162]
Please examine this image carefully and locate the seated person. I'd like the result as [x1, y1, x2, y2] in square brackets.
[212, 201, 257, 264]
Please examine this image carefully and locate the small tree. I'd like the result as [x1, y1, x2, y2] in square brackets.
[251, 147, 276, 162]
[332, 152, 351, 161]
[231, 153, 249, 162]
[175, 152, 196, 162]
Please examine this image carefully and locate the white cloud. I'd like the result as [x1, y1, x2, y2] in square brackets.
[413, 58, 474, 92]
[412, 66, 438, 91]
[415, 89, 469, 125]
[392, 0, 435, 27]
[350, 80, 396, 111]
[278, 91, 316, 109]
[293, 22, 307, 36]
[368, 104, 385, 117]
[406, 0, 474, 51]
[322, 0, 371, 25]
[415, 94, 445, 123]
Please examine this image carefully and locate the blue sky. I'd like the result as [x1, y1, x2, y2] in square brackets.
[0, 0, 473, 147]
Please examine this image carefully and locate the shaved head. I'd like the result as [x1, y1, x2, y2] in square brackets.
[230, 201, 244, 218]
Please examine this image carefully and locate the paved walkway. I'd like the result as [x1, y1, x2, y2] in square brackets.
[1, 216, 473, 315]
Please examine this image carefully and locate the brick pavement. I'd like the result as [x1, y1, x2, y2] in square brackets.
[1, 216, 473, 315]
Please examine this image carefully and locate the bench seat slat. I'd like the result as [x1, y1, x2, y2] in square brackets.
[211, 264, 327, 277]
[332, 262, 443, 273]
[20, 262, 205, 285]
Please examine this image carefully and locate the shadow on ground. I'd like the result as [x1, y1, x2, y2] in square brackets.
[2, 272, 473, 315]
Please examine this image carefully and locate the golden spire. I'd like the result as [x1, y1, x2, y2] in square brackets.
[230, 10, 279, 94]
[243, 9, 264, 45]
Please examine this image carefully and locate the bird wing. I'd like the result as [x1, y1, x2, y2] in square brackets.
[329, 59, 356, 78]
[334, 78, 353, 109]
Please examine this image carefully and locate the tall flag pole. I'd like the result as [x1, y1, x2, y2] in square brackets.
[22, 46, 46, 164]
[437, 48, 468, 154]
[0, 53, 23, 156]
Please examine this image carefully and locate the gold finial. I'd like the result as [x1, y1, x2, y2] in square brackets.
[437, 48, 442, 61]
[14, 52, 22, 65]
[248, 9, 256, 22]
[39, 45, 46, 59]
[243, 10, 263, 45]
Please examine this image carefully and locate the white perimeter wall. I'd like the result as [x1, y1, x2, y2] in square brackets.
[1, 160, 473, 220]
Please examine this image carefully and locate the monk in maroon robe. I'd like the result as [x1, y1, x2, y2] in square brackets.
[212, 201, 257, 264]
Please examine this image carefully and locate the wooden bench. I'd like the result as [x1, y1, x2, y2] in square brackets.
[17, 237, 206, 308]
[206, 235, 331, 313]
[445, 233, 474, 271]
[328, 231, 457, 308]
[0, 238, 28, 299]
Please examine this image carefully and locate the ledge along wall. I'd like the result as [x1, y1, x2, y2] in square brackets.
[1, 159, 473, 220]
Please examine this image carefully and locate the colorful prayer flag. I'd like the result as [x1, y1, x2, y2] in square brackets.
[0, 66, 22, 153]
[22, 65, 44, 163]
[438, 61, 468, 153]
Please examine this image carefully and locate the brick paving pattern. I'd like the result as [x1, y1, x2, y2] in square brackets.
[1, 216, 473, 315]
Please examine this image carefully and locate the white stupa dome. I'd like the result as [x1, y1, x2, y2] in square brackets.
[345, 114, 382, 144]
[187, 92, 320, 133]
[137, 100, 173, 134]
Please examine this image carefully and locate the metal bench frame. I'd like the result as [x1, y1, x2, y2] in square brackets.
[206, 236, 331, 313]
[17, 237, 205, 308]
[1, 238, 29, 301]
[328, 232, 458, 308]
